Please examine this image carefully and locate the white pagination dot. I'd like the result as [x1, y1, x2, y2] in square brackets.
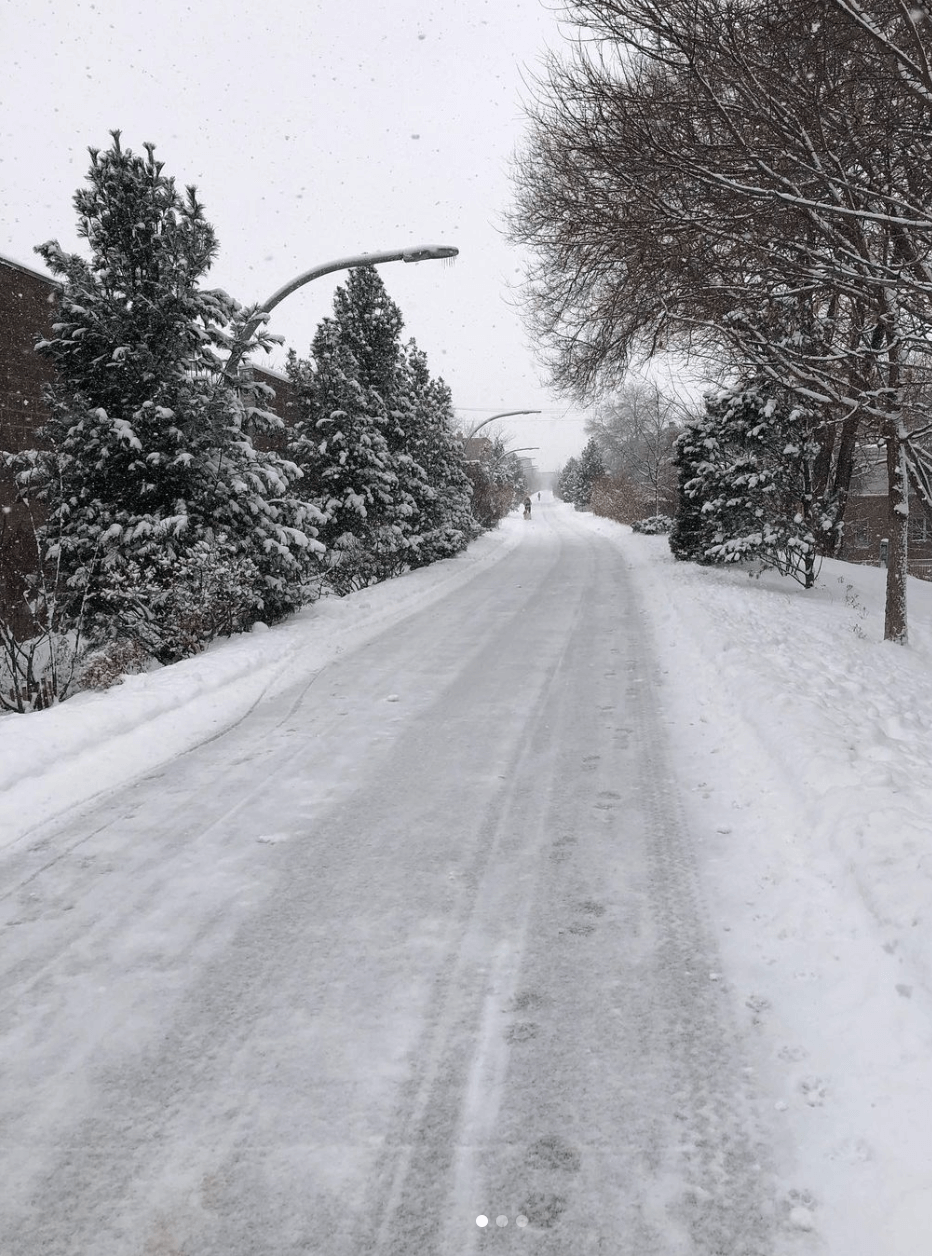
[476, 1215, 488, 1227]
[496, 1215, 508, 1227]
[516, 1214, 529, 1227]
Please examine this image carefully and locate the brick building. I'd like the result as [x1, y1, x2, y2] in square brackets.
[836, 453, 932, 578]
[0, 251, 300, 630]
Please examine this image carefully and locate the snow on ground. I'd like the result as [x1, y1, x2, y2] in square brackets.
[572, 508, 932, 1255]
[4, 495, 932, 1251]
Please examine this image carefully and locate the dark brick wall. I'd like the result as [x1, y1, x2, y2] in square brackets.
[0, 256, 58, 462]
[0, 258, 58, 633]
[839, 492, 932, 577]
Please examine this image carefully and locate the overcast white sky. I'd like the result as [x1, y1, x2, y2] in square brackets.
[0, 0, 615, 470]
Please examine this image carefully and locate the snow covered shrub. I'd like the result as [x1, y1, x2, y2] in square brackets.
[632, 514, 674, 535]
[322, 532, 408, 596]
[0, 625, 86, 713]
[464, 435, 527, 530]
[590, 474, 643, 524]
[670, 382, 839, 587]
[90, 539, 268, 664]
[77, 637, 152, 692]
[0, 495, 93, 711]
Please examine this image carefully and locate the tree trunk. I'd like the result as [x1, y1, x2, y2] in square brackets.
[884, 423, 909, 644]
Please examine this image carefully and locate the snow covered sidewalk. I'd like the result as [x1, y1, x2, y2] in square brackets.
[572, 509, 932, 1255]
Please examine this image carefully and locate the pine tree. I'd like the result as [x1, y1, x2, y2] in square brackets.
[331, 266, 404, 399]
[396, 342, 478, 565]
[286, 322, 401, 590]
[14, 133, 321, 657]
[287, 267, 477, 587]
[669, 421, 714, 563]
[329, 267, 423, 573]
[557, 456, 581, 503]
[574, 437, 607, 509]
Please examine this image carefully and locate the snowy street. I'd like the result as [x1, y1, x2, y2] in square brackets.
[1, 498, 771, 1255]
[4, 497, 932, 1254]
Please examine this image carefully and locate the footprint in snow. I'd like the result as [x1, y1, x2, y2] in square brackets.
[509, 990, 549, 1013]
[256, 832, 290, 845]
[525, 1134, 581, 1173]
[505, 1021, 540, 1043]
[827, 1137, 873, 1164]
[800, 1076, 828, 1107]
[745, 994, 771, 1024]
[777, 1044, 808, 1062]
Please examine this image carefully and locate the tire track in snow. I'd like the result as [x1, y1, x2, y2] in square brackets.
[349, 518, 594, 1256]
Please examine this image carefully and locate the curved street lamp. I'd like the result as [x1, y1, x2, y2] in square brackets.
[225, 244, 459, 377]
[463, 409, 542, 440]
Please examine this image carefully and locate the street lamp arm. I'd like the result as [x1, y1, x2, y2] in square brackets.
[260, 246, 458, 315]
[466, 409, 542, 438]
[225, 244, 458, 377]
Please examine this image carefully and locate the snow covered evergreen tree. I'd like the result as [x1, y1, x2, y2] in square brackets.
[556, 456, 581, 504]
[670, 380, 839, 587]
[287, 266, 477, 587]
[669, 420, 715, 565]
[574, 437, 607, 509]
[285, 322, 403, 591]
[13, 133, 320, 659]
[396, 342, 478, 565]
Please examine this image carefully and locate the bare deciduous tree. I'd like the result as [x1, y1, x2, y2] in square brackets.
[586, 380, 683, 515]
[510, 0, 932, 641]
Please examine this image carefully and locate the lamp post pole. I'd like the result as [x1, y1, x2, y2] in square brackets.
[225, 244, 459, 378]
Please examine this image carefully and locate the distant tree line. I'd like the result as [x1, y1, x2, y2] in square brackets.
[1, 133, 483, 709]
[511, 0, 932, 641]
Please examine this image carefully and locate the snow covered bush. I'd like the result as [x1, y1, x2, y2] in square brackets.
[632, 514, 674, 535]
[87, 538, 268, 664]
[464, 434, 527, 530]
[77, 637, 152, 692]
[670, 382, 839, 588]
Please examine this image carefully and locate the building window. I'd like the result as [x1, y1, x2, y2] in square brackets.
[849, 519, 869, 549]
[909, 516, 930, 544]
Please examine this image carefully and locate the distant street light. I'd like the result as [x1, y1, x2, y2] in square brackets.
[225, 244, 459, 377]
[463, 409, 542, 439]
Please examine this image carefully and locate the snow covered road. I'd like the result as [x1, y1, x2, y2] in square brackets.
[4, 499, 778, 1254]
